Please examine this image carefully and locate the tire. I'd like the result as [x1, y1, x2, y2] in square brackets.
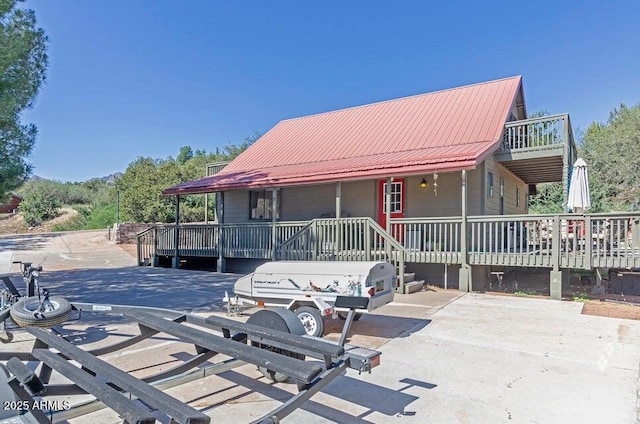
[246, 309, 306, 383]
[295, 306, 324, 337]
[10, 296, 71, 328]
[337, 312, 363, 321]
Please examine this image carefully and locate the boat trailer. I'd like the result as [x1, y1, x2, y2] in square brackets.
[0, 296, 380, 424]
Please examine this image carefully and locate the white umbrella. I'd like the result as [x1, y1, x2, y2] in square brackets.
[567, 158, 591, 213]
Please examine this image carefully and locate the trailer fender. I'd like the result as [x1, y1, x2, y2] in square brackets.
[246, 309, 306, 383]
[285, 298, 334, 318]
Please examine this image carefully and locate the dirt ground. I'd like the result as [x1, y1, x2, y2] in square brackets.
[484, 285, 640, 321]
[564, 283, 640, 320]
[0, 208, 78, 233]
[119, 242, 138, 258]
[581, 299, 640, 320]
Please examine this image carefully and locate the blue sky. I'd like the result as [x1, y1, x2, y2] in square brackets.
[21, 0, 640, 182]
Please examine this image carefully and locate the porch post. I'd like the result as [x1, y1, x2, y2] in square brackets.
[172, 195, 180, 269]
[216, 192, 226, 272]
[385, 177, 392, 233]
[549, 215, 562, 300]
[459, 170, 471, 291]
[335, 182, 342, 219]
[204, 193, 209, 224]
[561, 115, 570, 211]
[271, 188, 278, 260]
[336, 182, 342, 253]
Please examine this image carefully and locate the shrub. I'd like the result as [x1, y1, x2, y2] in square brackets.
[20, 181, 62, 226]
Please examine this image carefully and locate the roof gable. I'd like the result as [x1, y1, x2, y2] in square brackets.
[165, 76, 523, 195]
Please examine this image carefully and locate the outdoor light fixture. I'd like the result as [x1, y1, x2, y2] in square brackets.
[420, 178, 428, 189]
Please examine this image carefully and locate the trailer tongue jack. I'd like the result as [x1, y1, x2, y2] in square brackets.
[0, 296, 381, 424]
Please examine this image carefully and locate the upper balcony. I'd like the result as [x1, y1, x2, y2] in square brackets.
[205, 161, 230, 176]
[494, 114, 577, 184]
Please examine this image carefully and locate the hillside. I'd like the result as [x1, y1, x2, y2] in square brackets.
[0, 208, 79, 234]
[30, 172, 123, 184]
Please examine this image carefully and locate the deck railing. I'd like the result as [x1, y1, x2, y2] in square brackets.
[136, 227, 157, 266]
[277, 217, 406, 289]
[148, 221, 310, 260]
[389, 217, 462, 264]
[500, 114, 569, 152]
[137, 213, 640, 272]
[176, 225, 219, 256]
[221, 221, 309, 259]
[467, 215, 555, 267]
[462, 213, 640, 269]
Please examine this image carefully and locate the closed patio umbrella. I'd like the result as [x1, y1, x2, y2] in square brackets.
[567, 158, 591, 213]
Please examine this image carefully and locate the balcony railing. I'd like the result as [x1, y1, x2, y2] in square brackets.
[500, 114, 570, 152]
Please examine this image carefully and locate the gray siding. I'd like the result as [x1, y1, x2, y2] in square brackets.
[404, 170, 482, 218]
[405, 174, 459, 218]
[467, 167, 483, 215]
[342, 180, 377, 218]
[223, 181, 378, 223]
[280, 184, 335, 221]
[280, 181, 377, 220]
[221, 164, 519, 223]
[224, 190, 250, 223]
[483, 156, 528, 215]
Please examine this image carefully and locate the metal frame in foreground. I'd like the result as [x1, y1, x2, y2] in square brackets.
[0, 298, 380, 424]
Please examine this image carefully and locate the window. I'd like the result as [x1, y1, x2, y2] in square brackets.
[249, 190, 279, 220]
[382, 182, 403, 213]
[487, 172, 494, 198]
[516, 187, 521, 207]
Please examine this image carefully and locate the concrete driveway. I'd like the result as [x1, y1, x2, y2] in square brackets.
[1, 231, 639, 423]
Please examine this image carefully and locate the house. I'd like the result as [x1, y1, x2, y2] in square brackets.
[0, 195, 23, 214]
[155, 76, 638, 299]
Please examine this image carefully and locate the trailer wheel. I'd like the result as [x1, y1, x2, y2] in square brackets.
[247, 309, 306, 383]
[337, 312, 363, 321]
[295, 306, 324, 337]
[10, 296, 71, 328]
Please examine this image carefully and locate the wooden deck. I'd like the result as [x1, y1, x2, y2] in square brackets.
[138, 213, 640, 273]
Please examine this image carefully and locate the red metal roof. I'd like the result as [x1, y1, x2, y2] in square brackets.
[164, 76, 523, 195]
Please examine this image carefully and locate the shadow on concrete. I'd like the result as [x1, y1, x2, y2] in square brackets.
[5, 264, 434, 341]
[8, 266, 241, 326]
[208, 370, 435, 422]
[55, 324, 113, 346]
[0, 233, 58, 252]
[37, 266, 237, 308]
[324, 315, 431, 341]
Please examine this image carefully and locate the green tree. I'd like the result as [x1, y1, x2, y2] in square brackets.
[529, 104, 640, 213]
[0, 0, 48, 201]
[19, 179, 60, 226]
[118, 135, 260, 223]
[118, 157, 186, 223]
[84, 203, 117, 229]
[581, 104, 640, 211]
[176, 146, 193, 165]
[528, 183, 564, 214]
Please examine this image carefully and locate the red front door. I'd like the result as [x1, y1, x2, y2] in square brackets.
[377, 179, 405, 233]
